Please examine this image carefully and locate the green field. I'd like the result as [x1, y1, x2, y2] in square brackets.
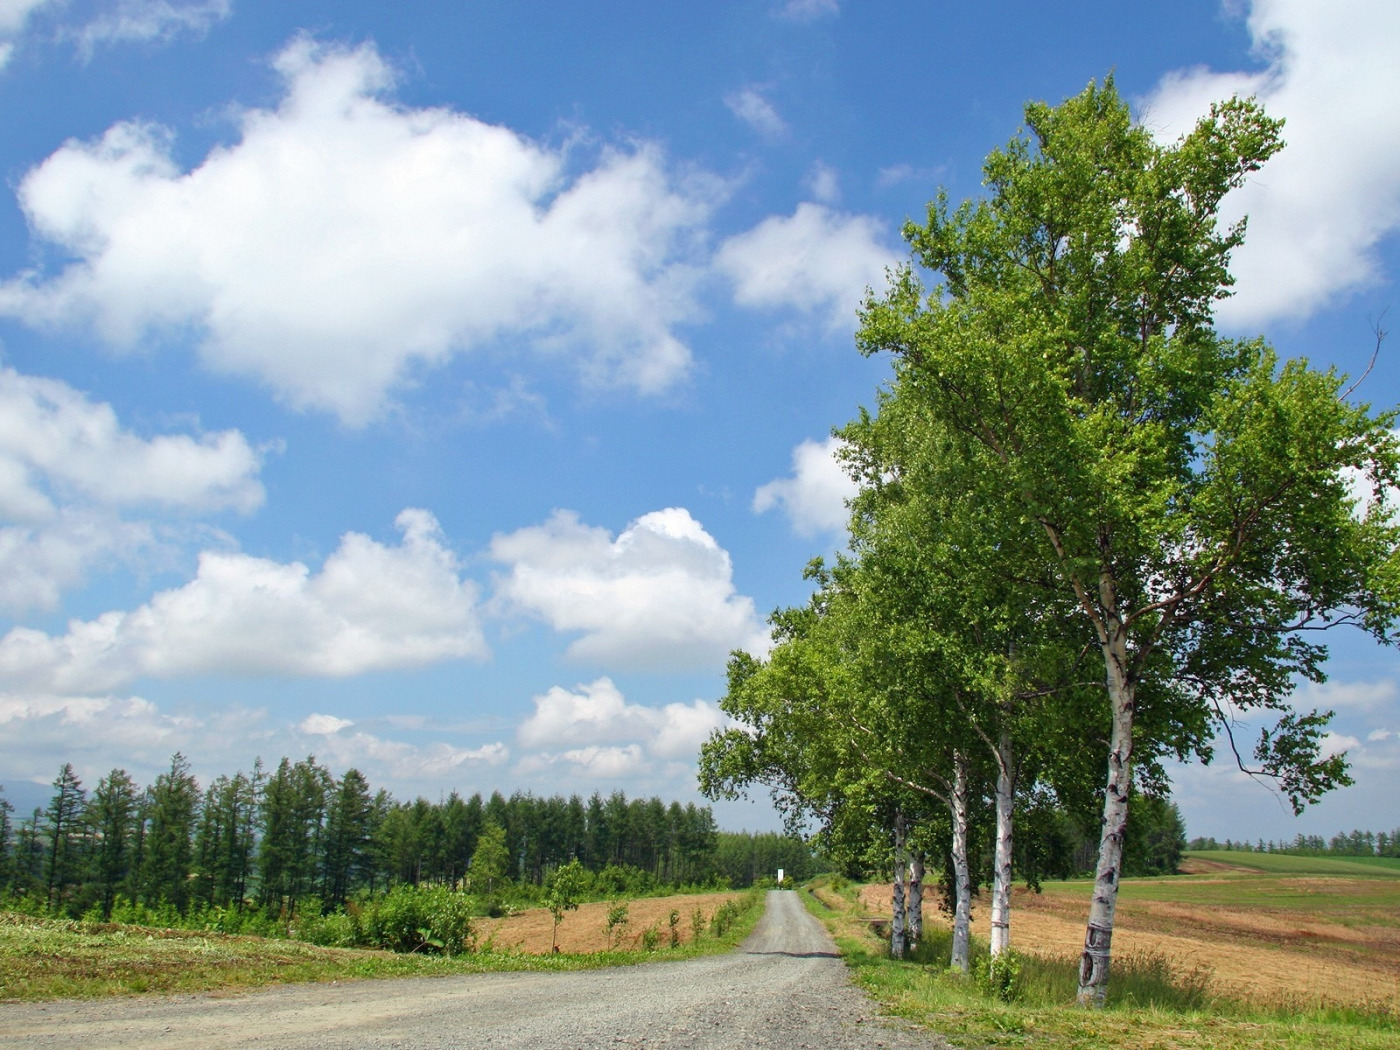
[1184, 851, 1400, 877]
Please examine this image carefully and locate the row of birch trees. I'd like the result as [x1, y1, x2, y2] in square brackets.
[700, 79, 1399, 1006]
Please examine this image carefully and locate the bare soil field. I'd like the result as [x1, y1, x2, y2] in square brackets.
[858, 862, 1400, 1008]
[475, 890, 745, 954]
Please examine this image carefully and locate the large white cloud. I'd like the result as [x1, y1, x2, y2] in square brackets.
[716, 202, 897, 331]
[491, 508, 768, 668]
[1139, 0, 1400, 326]
[753, 435, 856, 537]
[518, 676, 727, 760]
[0, 508, 486, 693]
[0, 367, 264, 612]
[0, 37, 716, 423]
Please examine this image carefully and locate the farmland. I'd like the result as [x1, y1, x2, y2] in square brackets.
[811, 852, 1399, 1050]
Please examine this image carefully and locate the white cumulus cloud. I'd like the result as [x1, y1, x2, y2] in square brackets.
[0, 36, 716, 423]
[717, 202, 897, 331]
[299, 712, 353, 735]
[518, 676, 727, 760]
[753, 435, 856, 537]
[491, 508, 768, 668]
[0, 508, 486, 693]
[0, 366, 264, 612]
[1139, 0, 1400, 327]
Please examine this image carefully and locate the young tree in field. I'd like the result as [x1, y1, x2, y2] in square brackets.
[856, 78, 1400, 1005]
[544, 858, 588, 952]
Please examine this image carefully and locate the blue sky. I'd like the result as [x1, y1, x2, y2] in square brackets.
[0, 0, 1396, 842]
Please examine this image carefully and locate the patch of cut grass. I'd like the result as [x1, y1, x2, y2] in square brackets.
[0, 888, 766, 1002]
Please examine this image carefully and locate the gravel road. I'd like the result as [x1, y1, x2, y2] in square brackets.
[0, 891, 948, 1049]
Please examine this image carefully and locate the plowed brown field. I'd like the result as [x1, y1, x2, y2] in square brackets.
[858, 867, 1400, 1008]
[474, 891, 745, 954]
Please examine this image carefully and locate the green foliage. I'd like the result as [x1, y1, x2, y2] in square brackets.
[639, 924, 660, 951]
[604, 901, 629, 946]
[1122, 796, 1187, 876]
[975, 947, 1024, 1003]
[667, 908, 680, 948]
[356, 884, 475, 955]
[544, 859, 588, 951]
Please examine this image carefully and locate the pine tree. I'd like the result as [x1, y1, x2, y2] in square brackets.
[43, 764, 87, 913]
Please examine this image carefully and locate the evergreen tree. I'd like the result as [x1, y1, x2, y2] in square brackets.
[89, 768, 140, 919]
[43, 763, 87, 913]
[139, 753, 201, 914]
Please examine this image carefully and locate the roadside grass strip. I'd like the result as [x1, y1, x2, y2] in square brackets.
[799, 877, 1399, 1050]
[0, 888, 765, 1001]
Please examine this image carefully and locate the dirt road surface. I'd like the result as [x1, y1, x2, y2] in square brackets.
[0, 891, 947, 1049]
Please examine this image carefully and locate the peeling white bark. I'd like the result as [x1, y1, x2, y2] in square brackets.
[1077, 627, 1135, 1007]
[950, 751, 972, 973]
[990, 729, 1014, 957]
[907, 851, 924, 951]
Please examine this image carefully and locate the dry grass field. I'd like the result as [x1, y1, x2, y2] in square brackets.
[474, 890, 746, 954]
[857, 854, 1400, 1012]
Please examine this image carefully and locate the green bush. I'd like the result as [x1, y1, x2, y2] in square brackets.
[975, 947, 1024, 1003]
[358, 885, 475, 955]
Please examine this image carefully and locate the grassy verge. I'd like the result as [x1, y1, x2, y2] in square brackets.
[799, 878, 1399, 1050]
[0, 887, 765, 1001]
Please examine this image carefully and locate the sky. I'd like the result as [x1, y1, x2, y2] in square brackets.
[0, 0, 1397, 843]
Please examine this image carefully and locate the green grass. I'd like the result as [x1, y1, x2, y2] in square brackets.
[1183, 852, 1400, 878]
[799, 877, 1400, 1050]
[0, 887, 766, 1001]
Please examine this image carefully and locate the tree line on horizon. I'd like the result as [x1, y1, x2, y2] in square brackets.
[1189, 829, 1400, 857]
[0, 753, 816, 923]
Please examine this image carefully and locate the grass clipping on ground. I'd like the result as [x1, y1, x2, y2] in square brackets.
[803, 860, 1400, 1050]
[0, 888, 764, 1001]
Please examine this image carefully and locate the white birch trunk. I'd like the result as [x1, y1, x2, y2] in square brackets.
[890, 809, 907, 960]
[907, 851, 924, 951]
[1077, 627, 1136, 1007]
[989, 729, 1014, 957]
[949, 751, 972, 973]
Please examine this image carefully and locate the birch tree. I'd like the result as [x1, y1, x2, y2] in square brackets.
[855, 78, 1400, 1006]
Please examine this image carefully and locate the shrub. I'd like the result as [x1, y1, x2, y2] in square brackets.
[975, 948, 1024, 1003]
[359, 885, 475, 955]
[605, 902, 629, 947]
[640, 924, 660, 951]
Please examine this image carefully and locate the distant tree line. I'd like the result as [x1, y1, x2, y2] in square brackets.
[0, 754, 816, 921]
[1188, 829, 1400, 858]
